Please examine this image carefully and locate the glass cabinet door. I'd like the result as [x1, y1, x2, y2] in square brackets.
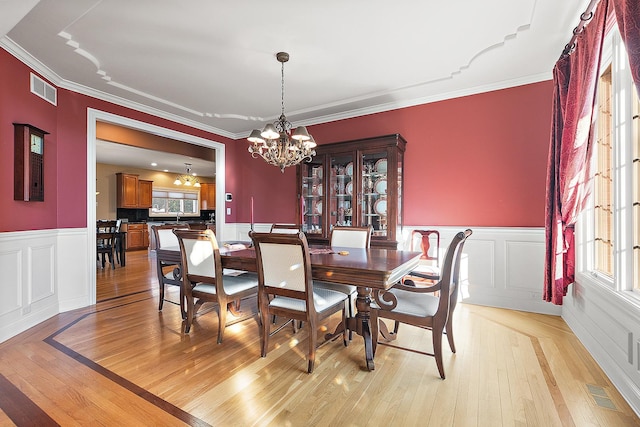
[301, 160, 324, 235]
[360, 151, 389, 238]
[328, 153, 355, 230]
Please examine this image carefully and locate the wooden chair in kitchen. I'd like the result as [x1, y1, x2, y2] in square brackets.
[174, 229, 258, 343]
[96, 220, 118, 269]
[249, 231, 348, 373]
[371, 229, 472, 379]
[113, 219, 123, 265]
[152, 224, 190, 318]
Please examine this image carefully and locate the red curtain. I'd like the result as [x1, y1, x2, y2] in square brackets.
[613, 0, 640, 91]
[544, 0, 609, 304]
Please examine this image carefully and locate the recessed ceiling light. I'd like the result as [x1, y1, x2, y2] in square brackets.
[151, 162, 158, 166]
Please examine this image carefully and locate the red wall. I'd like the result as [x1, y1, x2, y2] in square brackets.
[1, 47, 552, 232]
[307, 82, 553, 227]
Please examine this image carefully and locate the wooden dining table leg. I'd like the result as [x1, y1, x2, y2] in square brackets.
[355, 286, 376, 371]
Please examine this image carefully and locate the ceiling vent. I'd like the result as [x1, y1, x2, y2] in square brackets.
[30, 73, 57, 106]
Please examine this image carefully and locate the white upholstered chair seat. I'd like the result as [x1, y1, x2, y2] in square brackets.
[374, 289, 439, 318]
[192, 273, 259, 297]
[269, 286, 347, 312]
[313, 283, 356, 314]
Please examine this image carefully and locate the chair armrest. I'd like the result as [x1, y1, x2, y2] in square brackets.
[393, 280, 442, 293]
[405, 271, 439, 281]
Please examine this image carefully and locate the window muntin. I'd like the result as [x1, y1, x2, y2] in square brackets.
[150, 188, 199, 217]
[595, 64, 614, 277]
[583, 27, 639, 294]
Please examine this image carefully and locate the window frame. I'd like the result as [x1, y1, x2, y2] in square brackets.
[577, 27, 638, 297]
[148, 187, 201, 218]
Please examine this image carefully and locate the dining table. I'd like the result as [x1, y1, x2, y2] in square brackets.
[155, 244, 421, 371]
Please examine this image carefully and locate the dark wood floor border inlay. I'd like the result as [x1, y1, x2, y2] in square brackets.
[97, 289, 153, 303]
[477, 312, 576, 427]
[0, 373, 61, 426]
[43, 298, 212, 427]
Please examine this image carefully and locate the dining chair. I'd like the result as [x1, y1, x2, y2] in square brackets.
[152, 224, 190, 317]
[315, 225, 373, 339]
[174, 229, 258, 343]
[329, 225, 372, 248]
[249, 231, 348, 373]
[270, 223, 302, 234]
[112, 219, 124, 265]
[371, 229, 472, 379]
[403, 229, 441, 285]
[96, 220, 118, 269]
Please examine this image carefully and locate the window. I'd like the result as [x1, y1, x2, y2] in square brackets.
[582, 25, 638, 294]
[149, 188, 199, 217]
[595, 64, 614, 276]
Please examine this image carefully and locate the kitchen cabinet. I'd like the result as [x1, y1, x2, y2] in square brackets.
[297, 134, 406, 249]
[116, 173, 153, 209]
[138, 180, 153, 208]
[124, 223, 149, 250]
[200, 183, 216, 210]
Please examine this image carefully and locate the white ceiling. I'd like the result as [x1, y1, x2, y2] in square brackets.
[1, 0, 588, 169]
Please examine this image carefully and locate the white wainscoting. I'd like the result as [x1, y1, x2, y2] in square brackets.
[398, 226, 559, 316]
[563, 273, 640, 416]
[0, 228, 89, 344]
[1, 225, 556, 341]
[223, 224, 556, 314]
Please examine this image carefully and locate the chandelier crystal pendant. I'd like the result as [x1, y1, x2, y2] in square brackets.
[247, 52, 317, 173]
[173, 163, 200, 187]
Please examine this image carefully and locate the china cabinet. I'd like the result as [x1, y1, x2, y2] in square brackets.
[296, 134, 406, 249]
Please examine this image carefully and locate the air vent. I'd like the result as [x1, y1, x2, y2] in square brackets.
[30, 73, 57, 106]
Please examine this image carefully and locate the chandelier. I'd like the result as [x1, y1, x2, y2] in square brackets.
[173, 163, 200, 187]
[247, 52, 317, 172]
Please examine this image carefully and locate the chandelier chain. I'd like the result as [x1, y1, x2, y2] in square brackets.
[281, 60, 285, 116]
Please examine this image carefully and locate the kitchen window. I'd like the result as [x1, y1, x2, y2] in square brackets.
[149, 188, 200, 217]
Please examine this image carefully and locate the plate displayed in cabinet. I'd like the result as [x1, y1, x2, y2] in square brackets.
[346, 162, 354, 176]
[345, 181, 353, 196]
[315, 201, 323, 214]
[374, 178, 387, 194]
[375, 158, 388, 173]
[317, 184, 323, 196]
[374, 199, 387, 215]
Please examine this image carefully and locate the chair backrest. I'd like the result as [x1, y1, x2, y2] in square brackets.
[97, 220, 117, 233]
[434, 230, 471, 318]
[250, 231, 315, 311]
[330, 226, 372, 248]
[152, 224, 187, 249]
[411, 230, 440, 266]
[270, 223, 302, 234]
[174, 229, 222, 281]
[449, 229, 472, 315]
[96, 220, 117, 246]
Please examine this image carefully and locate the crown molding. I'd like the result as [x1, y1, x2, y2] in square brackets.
[0, 36, 236, 140]
[2, 36, 552, 141]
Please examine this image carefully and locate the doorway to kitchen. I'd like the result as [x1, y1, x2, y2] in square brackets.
[86, 108, 226, 305]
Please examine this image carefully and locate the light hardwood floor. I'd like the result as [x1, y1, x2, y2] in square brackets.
[0, 250, 638, 426]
